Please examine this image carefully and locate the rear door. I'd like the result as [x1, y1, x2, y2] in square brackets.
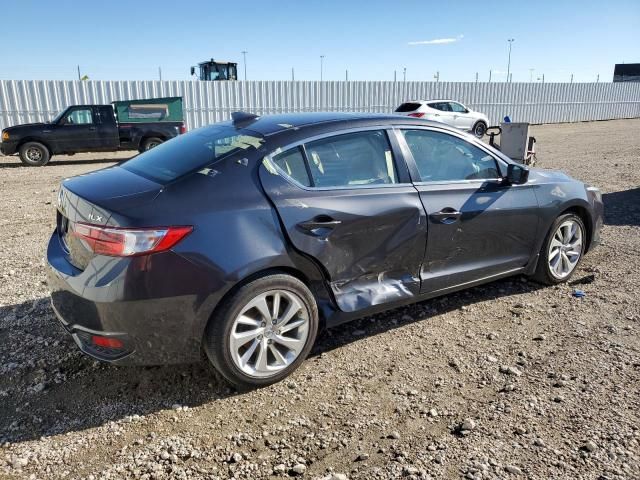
[259, 128, 428, 312]
[396, 127, 539, 293]
[52, 106, 103, 152]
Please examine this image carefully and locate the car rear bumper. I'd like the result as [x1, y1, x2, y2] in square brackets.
[46, 229, 209, 365]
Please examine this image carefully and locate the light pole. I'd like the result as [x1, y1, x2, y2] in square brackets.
[241, 51, 248, 81]
[506, 38, 515, 82]
[320, 55, 325, 81]
[529, 68, 534, 83]
[403, 67, 406, 82]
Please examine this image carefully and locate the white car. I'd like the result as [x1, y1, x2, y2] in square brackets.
[394, 100, 489, 138]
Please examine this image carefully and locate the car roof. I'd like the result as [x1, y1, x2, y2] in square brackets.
[231, 112, 439, 136]
[405, 99, 457, 104]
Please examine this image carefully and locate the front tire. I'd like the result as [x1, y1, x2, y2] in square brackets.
[204, 273, 319, 389]
[472, 121, 487, 138]
[532, 213, 586, 285]
[19, 141, 51, 166]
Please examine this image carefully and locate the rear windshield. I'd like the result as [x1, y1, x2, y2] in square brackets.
[395, 102, 421, 112]
[121, 124, 264, 184]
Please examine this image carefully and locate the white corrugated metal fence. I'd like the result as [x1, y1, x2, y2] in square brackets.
[1, 80, 639, 132]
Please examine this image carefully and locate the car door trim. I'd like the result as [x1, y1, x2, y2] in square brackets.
[263, 125, 414, 192]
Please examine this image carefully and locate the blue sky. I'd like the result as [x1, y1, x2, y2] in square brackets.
[2, 0, 638, 82]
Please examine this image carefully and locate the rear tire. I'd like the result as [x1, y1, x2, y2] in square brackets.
[531, 213, 586, 285]
[204, 273, 319, 389]
[140, 137, 163, 152]
[19, 142, 51, 166]
[472, 121, 487, 138]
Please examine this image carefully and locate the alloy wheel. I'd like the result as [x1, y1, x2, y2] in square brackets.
[548, 219, 583, 279]
[26, 147, 42, 161]
[229, 289, 310, 378]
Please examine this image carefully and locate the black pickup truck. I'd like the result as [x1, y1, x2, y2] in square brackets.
[1, 97, 186, 166]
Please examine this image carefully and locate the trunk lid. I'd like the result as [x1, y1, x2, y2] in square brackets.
[57, 166, 163, 270]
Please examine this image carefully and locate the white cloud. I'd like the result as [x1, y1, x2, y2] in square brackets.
[408, 35, 464, 46]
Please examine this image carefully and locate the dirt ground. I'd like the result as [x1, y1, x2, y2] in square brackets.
[1, 119, 639, 480]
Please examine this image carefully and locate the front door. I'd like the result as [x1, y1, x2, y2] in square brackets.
[52, 107, 102, 152]
[449, 102, 474, 129]
[259, 128, 427, 312]
[397, 127, 539, 293]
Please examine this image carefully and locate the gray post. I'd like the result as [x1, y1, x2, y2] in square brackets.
[158, 66, 162, 82]
[241, 51, 248, 80]
[506, 38, 515, 82]
[320, 55, 325, 81]
[77, 65, 81, 81]
[291, 68, 295, 81]
[489, 70, 492, 83]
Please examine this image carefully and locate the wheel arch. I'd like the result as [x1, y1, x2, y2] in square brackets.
[559, 204, 594, 252]
[17, 137, 53, 154]
[198, 261, 335, 350]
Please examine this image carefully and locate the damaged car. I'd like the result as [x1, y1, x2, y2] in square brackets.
[47, 112, 603, 388]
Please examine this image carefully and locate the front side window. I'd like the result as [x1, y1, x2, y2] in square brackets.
[402, 129, 500, 182]
[64, 108, 93, 125]
[304, 130, 398, 187]
[449, 102, 467, 113]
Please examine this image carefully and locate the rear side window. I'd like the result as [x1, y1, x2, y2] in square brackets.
[304, 130, 398, 187]
[395, 102, 422, 113]
[272, 147, 311, 186]
[121, 124, 264, 184]
[402, 129, 500, 182]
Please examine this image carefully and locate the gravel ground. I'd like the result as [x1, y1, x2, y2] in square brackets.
[1, 119, 639, 480]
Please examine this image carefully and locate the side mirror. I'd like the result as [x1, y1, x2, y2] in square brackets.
[506, 163, 529, 185]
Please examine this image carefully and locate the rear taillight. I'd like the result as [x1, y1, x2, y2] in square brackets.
[92, 335, 124, 349]
[70, 223, 193, 257]
[408, 112, 425, 118]
[179, 123, 186, 134]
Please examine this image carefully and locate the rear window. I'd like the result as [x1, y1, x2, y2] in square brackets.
[121, 124, 264, 184]
[395, 102, 422, 113]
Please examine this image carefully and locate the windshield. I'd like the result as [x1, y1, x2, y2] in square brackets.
[50, 110, 66, 123]
[121, 123, 264, 184]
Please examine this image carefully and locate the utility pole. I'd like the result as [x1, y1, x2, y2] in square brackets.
[489, 70, 492, 83]
[596, 74, 600, 83]
[475, 72, 478, 83]
[434, 71, 440, 83]
[345, 70, 348, 81]
[542, 74, 545, 84]
[529, 68, 534, 82]
[394, 70, 397, 82]
[506, 38, 515, 82]
[291, 67, 295, 81]
[403, 67, 406, 82]
[158, 66, 162, 82]
[77, 65, 81, 81]
[320, 55, 325, 81]
[570, 73, 574, 83]
[241, 51, 248, 80]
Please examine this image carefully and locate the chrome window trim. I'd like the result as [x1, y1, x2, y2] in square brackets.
[263, 126, 413, 192]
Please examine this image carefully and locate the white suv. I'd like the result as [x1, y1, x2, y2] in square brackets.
[394, 100, 489, 138]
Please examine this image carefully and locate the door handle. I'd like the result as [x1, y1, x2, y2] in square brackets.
[88, 126, 97, 131]
[430, 209, 462, 224]
[298, 216, 341, 236]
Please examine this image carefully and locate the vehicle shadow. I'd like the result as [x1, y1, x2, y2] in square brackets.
[0, 275, 546, 444]
[602, 187, 640, 227]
